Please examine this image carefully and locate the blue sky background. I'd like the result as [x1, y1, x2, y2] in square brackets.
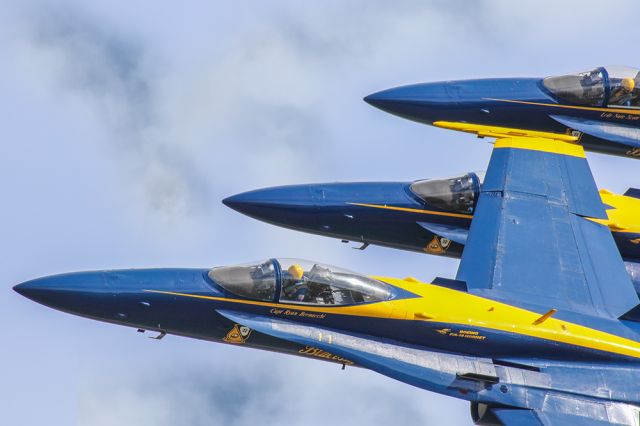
[2, 1, 640, 425]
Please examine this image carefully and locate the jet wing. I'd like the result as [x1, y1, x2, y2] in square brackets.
[452, 127, 638, 318]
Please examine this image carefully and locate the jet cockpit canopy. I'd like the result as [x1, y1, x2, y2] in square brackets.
[543, 66, 640, 108]
[410, 172, 483, 214]
[208, 258, 392, 305]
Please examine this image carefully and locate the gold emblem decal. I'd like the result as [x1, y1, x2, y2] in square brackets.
[223, 324, 252, 344]
[631, 238, 640, 245]
[425, 235, 451, 254]
[298, 346, 354, 365]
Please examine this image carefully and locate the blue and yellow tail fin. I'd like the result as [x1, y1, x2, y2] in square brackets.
[452, 127, 638, 318]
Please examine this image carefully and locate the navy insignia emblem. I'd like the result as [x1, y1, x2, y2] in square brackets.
[223, 324, 252, 344]
[425, 236, 451, 254]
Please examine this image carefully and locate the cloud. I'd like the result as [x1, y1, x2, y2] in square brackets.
[19, 5, 211, 221]
[78, 350, 469, 426]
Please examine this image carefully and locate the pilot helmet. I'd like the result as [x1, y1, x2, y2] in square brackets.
[288, 264, 304, 280]
[622, 77, 635, 92]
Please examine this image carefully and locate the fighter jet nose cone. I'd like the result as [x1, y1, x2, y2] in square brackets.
[366, 86, 416, 117]
[13, 277, 52, 302]
[13, 282, 31, 297]
[222, 193, 248, 212]
[222, 191, 268, 217]
[364, 88, 401, 110]
[363, 92, 379, 106]
[223, 185, 319, 225]
[13, 272, 113, 314]
[224, 189, 272, 219]
[364, 83, 453, 123]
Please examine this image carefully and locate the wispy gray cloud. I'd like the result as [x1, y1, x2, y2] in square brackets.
[22, 6, 211, 220]
[32, 8, 152, 127]
[78, 351, 469, 426]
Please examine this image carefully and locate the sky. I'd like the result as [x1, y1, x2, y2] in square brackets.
[2, 1, 640, 425]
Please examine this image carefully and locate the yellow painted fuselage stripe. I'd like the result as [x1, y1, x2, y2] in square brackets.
[143, 289, 396, 317]
[484, 97, 640, 115]
[145, 275, 640, 360]
[346, 202, 473, 219]
[349, 196, 639, 237]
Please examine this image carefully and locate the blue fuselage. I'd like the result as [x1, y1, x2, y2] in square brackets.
[13, 267, 640, 367]
[223, 182, 640, 288]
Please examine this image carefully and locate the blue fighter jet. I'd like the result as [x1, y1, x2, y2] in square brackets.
[14, 130, 640, 425]
[223, 174, 640, 291]
[365, 66, 640, 158]
[223, 173, 640, 256]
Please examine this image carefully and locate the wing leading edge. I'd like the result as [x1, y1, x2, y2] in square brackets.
[455, 132, 638, 318]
